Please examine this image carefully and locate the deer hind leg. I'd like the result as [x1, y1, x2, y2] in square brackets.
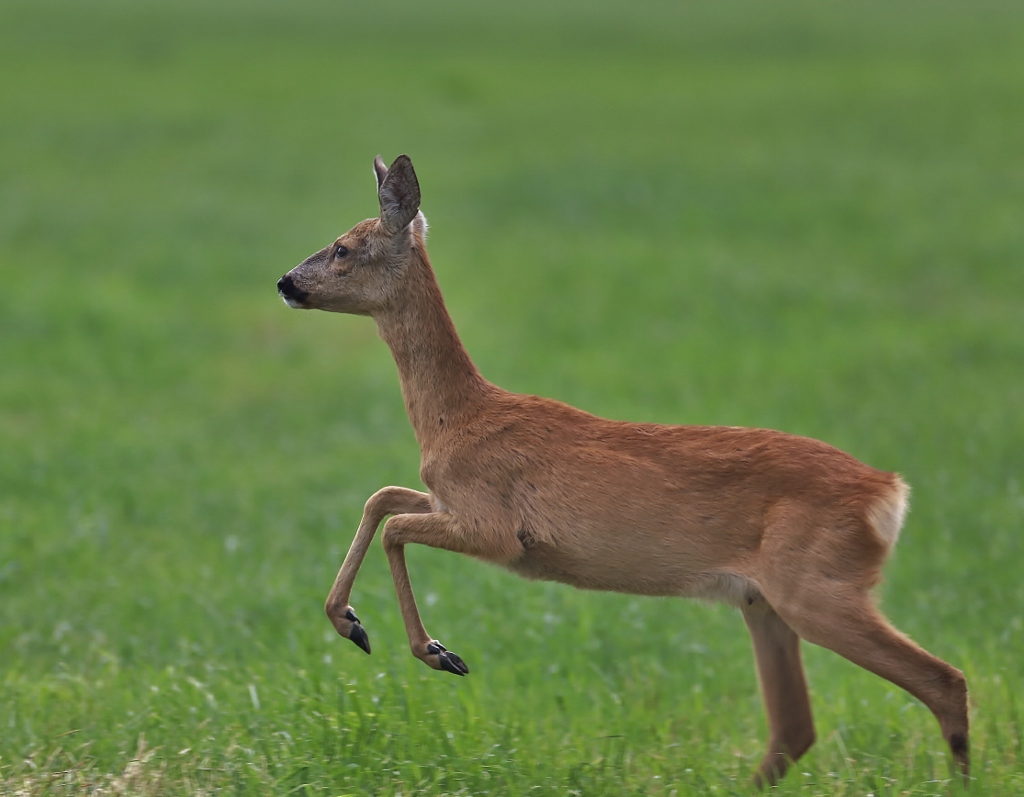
[769, 587, 969, 780]
[742, 597, 816, 788]
[325, 486, 432, 655]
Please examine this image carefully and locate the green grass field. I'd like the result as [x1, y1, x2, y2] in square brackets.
[2, 1, 1023, 793]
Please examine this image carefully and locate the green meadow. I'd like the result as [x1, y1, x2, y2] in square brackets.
[2, 0, 1023, 793]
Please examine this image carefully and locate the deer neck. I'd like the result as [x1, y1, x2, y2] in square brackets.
[375, 246, 490, 452]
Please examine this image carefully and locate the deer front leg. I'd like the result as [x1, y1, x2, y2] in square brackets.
[381, 511, 518, 676]
[325, 486, 432, 655]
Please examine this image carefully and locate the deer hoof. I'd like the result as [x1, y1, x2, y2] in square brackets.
[345, 609, 371, 654]
[425, 641, 469, 676]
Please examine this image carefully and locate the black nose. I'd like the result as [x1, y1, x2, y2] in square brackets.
[278, 274, 309, 301]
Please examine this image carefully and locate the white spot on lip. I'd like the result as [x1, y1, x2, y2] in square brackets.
[280, 293, 305, 309]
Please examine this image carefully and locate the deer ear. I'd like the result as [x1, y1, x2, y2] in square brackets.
[378, 154, 421, 234]
[373, 155, 388, 192]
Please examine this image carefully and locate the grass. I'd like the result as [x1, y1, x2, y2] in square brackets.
[1, 0, 1023, 793]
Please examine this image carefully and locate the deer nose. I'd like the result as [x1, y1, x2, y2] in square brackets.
[277, 274, 310, 305]
[278, 274, 301, 297]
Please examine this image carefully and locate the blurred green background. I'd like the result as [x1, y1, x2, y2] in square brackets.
[1, 0, 1022, 794]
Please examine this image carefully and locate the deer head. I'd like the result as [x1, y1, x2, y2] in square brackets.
[277, 154, 427, 316]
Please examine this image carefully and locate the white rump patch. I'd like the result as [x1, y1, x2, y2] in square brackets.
[868, 477, 910, 551]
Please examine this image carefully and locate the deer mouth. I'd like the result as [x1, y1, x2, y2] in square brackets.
[277, 274, 310, 308]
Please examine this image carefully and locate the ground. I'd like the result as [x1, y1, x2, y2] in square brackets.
[1, 1, 1023, 793]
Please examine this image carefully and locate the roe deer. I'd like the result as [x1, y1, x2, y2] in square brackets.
[277, 154, 969, 787]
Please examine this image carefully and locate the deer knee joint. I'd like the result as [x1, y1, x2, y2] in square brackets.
[381, 517, 404, 550]
[364, 486, 398, 517]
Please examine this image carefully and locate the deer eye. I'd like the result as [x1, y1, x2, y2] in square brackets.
[335, 245, 348, 258]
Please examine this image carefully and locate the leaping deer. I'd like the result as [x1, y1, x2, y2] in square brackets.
[277, 154, 969, 787]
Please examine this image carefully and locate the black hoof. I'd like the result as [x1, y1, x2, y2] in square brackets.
[427, 641, 469, 676]
[439, 651, 469, 675]
[348, 623, 371, 654]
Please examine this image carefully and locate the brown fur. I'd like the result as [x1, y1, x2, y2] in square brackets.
[278, 155, 969, 786]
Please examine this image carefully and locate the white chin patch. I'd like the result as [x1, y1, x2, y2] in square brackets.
[280, 294, 305, 309]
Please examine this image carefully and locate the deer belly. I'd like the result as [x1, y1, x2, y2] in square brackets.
[504, 531, 707, 597]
